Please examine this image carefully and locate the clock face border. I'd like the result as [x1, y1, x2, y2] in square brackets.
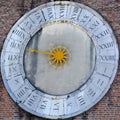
[1, 1, 119, 119]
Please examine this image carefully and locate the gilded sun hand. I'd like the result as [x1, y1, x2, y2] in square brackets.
[27, 45, 70, 68]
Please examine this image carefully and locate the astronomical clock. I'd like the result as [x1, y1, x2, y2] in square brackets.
[1, 1, 119, 119]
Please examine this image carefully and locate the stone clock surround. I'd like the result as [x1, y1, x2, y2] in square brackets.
[0, 0, 120, 120]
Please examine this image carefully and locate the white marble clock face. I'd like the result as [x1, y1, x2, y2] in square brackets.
[24, 22, 96, 95]
[1, 1, 119, 119]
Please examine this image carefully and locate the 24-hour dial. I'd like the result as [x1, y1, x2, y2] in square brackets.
[1, 1, 119, 119]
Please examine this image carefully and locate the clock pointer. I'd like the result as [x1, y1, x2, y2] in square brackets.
[27, 45, 70, 68]
[27, 48, 52, 55]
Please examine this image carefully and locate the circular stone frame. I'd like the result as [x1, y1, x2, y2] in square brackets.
[1, 1, 119, 119]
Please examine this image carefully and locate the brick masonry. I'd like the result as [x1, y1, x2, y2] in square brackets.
[0, 0, 120, 120]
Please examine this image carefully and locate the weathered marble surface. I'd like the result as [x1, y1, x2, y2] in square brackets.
[24, 22, 95, 95]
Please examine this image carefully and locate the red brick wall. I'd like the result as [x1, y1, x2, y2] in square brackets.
[0, 0, 120, 120]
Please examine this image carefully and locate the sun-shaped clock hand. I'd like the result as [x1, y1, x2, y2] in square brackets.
[27, 45, 70, 68]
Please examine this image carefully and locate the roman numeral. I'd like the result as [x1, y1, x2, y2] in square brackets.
[53, 102, 59, 111]
[71, 7, 80, 20]
[95, 29, 109, 39]
[100, 55, 115, 61]
[10, 42, 20, 48]
[47, 7, 54, 20]
[89, 20, 100, 30]
[99, 41, 114, 49]
[77, 96, 86, 106]
[26, 95, 38, 106]
[9, 65, 17, 74]
[87, 88, 96, 97]
[60, 6, 65, 18]
[17, 89, 26, 98]
[8, 54, 19, 61]
[15, 84, 33, 101]
[80, 15, 89, 23]
[25, 21, 33, 30]
[13, 29, 25, 39]
[40, 100, 48, 109]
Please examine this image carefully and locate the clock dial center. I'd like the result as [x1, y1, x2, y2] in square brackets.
[48, 45, 70, 68]
[27, 45, 70, 68]
[24, 22, 96, 95]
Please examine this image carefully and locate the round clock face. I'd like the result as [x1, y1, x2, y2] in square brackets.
[1, 1, 119, 119]
[24, 22, 96, 95]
